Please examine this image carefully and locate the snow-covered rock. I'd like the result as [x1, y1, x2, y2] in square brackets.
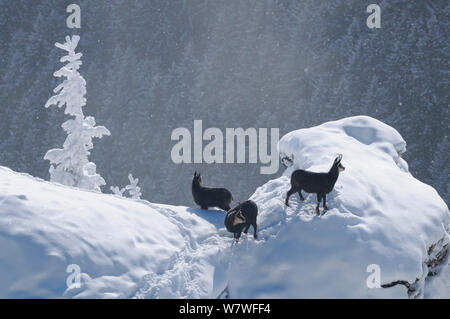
[229, 116, 449, 298]
[0, 116, 448, 298]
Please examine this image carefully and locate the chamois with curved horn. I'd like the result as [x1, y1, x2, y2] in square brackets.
[285, 155, 345, 214]
[192, 172, 233, 211]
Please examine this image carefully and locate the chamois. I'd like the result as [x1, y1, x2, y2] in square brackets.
[192, 172, 233, 211]
[285, 155, 345, 214]
[225, 200, 258, 241]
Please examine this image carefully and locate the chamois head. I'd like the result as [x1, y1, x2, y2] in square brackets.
[334, 154, 345, 173]
[193, 171, 203, 185]
[233, 208, 246, 226]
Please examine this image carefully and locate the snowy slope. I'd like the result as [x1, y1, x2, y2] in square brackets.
[228, 116, 449, 298]
[0, 116, 448, 298]
[0, 166, 232, 298]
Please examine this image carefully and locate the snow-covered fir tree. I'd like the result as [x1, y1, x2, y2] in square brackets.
[44, 35, 110, 192]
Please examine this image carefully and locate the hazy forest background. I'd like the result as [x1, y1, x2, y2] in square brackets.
[0, 0, 448, 206]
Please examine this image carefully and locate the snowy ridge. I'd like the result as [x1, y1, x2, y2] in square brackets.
[0, 116, 448, 298]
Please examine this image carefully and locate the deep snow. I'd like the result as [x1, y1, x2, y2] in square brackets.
[229, 116, 449, 298]
[0, 116, 448, 298]
[0, 166, 231, 298]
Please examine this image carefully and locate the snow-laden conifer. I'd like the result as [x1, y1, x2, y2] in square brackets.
[44, 36, 110, 192]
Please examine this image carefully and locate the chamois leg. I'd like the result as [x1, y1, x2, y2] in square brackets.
[315, 193, 322, 214]
[243, 223, 250, 234]
[252, 222, 258, 239]
[201, 205, 208, 210]
[285, 186, 297, 206]
[322, 194, 328, 211]
[298, 190, 305, 201]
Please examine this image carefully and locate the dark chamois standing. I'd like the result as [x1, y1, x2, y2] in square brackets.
[192, 172, 233, 211]
[285, 155, 345, 214]
[224, 200, 258, 241]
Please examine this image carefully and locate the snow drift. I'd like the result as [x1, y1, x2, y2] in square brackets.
[0, 116, 448, 298]
[229, 116, 449, 298]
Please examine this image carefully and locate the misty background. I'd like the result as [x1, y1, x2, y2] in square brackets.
[0, 0, 448, 206]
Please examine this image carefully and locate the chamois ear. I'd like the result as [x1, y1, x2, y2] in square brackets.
[335, 154, 343, 163]
[194, 171, 198, 177]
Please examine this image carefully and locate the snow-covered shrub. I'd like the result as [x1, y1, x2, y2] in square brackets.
[110, 174, 142, 199]
[44, 35, 110, 192]
[125, 174, 142, 199]
[110, 186, 126, 197]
